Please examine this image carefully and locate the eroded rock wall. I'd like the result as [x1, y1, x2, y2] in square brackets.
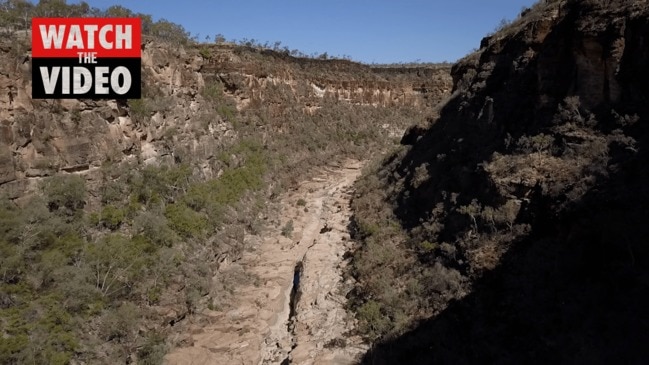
[0, 35, 452, 202]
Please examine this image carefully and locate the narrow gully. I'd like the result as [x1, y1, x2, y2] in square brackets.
[288, 261, 303, 324]
[165, 162, 365, 364]
[282, 261, 303, 364]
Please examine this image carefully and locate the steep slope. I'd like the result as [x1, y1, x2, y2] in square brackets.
[349, 1, 649, 363]
[0, 35, 451, 202]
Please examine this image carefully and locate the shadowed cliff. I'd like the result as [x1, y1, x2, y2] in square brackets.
[349, 1, 649, 363]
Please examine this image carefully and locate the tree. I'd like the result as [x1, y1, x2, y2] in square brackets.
[85, 234, 145, 298]
[150, 18, 190, 44]
[42, 175, 86, 217]
[214, 33, 226, 44]
[0, 0, 34, 29]
[34, 0, 71, 17]
[102, 4, 134, 18]
[139, 13, 153, 34]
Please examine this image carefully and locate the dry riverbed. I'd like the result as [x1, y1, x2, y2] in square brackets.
[165, 160, 367, 365]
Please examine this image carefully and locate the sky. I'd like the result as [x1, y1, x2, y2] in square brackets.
[69, 0, 539, 64]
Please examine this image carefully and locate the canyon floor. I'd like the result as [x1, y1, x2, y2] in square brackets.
[164, 160, 367, 365]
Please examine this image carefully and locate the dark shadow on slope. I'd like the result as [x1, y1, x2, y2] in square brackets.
[390, 6, 581, 232]
[360, 138, 649, 364]
[358, 3, 649, 364]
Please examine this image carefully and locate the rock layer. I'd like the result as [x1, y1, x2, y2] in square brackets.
[0, 35, 452, 202]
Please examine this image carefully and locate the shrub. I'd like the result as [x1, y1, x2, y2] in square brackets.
[100, 205, 126, 230]
[199, 46, 211, 59]
[137, 332, 167, 365]
[419, 240, 438, 252]
[149, 18, 190, 45]
[42, 175, 86, 217]
[216, 104, 237, 121]
[202, 82, 223, 102]
[128, 98, 151, 121]
[133, 211, 177, 247]
[163, 126, 177, 139]
[281, 220, 294, 238]
[130, 164, 192, 207]
[183, 140, 266, 222]
[357, 300, 391, 340]
[85, 234, 147, 298]
[164, 202, 207, 238]
[99, 302, 140, 342]
[100, 180, 125, 204]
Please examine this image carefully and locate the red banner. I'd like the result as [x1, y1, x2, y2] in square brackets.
[32, 18, 141, 58]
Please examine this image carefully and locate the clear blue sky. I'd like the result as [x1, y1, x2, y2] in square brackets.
[70, 0, 539, 64]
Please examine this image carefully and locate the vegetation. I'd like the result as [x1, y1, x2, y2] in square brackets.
[0, 1, 451, 363]
[0, 2, 434, 363]
[281, 220, 294, 238]
[349, 1, 649, 364]
[0, 0, 359, 62]
[0, 0, 192, 44]
[0, 147, 272, 363]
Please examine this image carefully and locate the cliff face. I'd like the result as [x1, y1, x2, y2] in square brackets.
[0, 36, 452, 203]
[395, 0, 649, 222]
[0, 37, 223, 203]
[203, 44, 451, 110]
[350, 1, 649, 363]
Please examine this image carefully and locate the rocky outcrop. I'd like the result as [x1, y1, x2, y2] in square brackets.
[202, 44, 451, 110]
[0, 37, 231, 203]
[350, 1, 649, 363]
[0, 35, 451, 202]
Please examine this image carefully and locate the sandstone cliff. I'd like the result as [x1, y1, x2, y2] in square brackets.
[0, 34, 452, 203]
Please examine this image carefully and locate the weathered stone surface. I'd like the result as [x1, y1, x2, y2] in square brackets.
[0, 33, 451, 201]
[0, 145, 15, 185]
[165, 162, 367, 365]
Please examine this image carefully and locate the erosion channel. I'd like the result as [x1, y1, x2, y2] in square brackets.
[165, 160, 367, 365]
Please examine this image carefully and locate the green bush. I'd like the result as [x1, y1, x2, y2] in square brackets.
[0, 296, 79, 365]
[128, 98, 151, 121]
[419, 240, 438, 252]
[133, 211, 177, 247]
[0, 335, 29, 365]
[130, 164, 192, 207]
[85, 234, 146, 298]
[202, 82, 223, 102]
[42, 175, 86, 216]
[137, 332, 167, 365]
[164, 202, 207, 238]
[355, 218, 379, 238]
[89, 212, 100, 226]
[217, 104, 237, 121]
[99, 302, 140, 342]
[281, 220, 294, 238]
[184, 140, 266, 223]
[100, 205, 126, 230]
[357, 300, 391, 340]
[199, 47, 212, 59]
